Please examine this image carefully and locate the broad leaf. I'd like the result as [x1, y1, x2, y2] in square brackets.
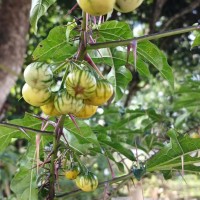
[32, 26, 78, 62]
[62, 118, 100, 154]
[146, 129, 200, 173]
[94, 20, 133, 42]
[191, 31, 200, 48]
[30, 0, 56, 34]
[11, 144, 38, 200]
[0, 114, 53, 151]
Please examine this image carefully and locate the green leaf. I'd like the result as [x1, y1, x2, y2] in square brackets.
[94, 20, 133, 42]
[0, 114, 52, 151]
[191, 31, 200, 48]
[137, 41, 174, 89]
[32, 26, 78, 62]
[11, 144, 38, 200]
[146, 129, 200, 173]
[30, 0, 56, 34]
[98, 135, 135, 161]
[62, 118, 100, 155]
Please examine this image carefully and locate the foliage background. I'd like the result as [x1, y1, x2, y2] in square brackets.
[0, 0, 200, 199]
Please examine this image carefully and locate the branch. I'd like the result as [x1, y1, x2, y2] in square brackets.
[55, 173, 133, 198]
[161, 0, 200, 31]
[87, 25, 200, 50]
[0, 122, 54, 135]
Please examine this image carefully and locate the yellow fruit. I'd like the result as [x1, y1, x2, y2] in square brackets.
[22, 83, 51, 107]
[77, 0, 115, 16]
[76, 172, 98, 192]
[54, 90, 84, 115]
[66, 69, 97, 99]
[190, 133, 200, 138]
[114, 0, 144, 13]
[40, 101, 61, 117]
[85, 80, 113, 106]
[65, 166, 81, 180]
[74, 104, 98, 119]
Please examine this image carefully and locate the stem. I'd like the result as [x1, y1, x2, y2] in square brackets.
[48, 115, 66, 200]
[55, 173, 133, 198]
[0, 122, 54, 135]
[87, 25, 200, 50]
[76, 11, 87, 60]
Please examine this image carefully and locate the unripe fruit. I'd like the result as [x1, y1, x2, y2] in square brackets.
[22, 83, 51, 107]
[85, 80, 113, 106]
[40, 101, 61, 117]
[114, 0, 144, 13]
[54, 90, 84, 115]
[66, 69, 97, 99]
[76, 172, 98, 192]
[74, 104, 98, 119]
[77, 0, 115, 16]
[24, 62, 53, 89]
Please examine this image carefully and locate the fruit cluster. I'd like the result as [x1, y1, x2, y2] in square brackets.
[65, 165, 98, 192]
[77, 0, 144, 16]
[22, 62, 113, 119]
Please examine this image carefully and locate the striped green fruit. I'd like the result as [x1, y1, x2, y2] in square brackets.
[22, 83, 51, 107]
[54, 90, 84, 115]
[24, 62, 53, 89]
[114, 0, 144, 13]
[85, 80, 113, 106]
[77, 0, 115, 16]
[74, 104, 98, 119]
[66, 69, 97, 99]
[76, 172, 98, 192]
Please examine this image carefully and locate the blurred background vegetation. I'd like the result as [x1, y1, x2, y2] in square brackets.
[0, 0, 200, 199]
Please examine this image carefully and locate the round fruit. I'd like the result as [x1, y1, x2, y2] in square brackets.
[76, 172, 98, 192]
[54, 90, 84, 115]
[114, 0, 144, 13]
[74, 104, 98, 119]
[190, 133, 200, 138]
[22, 83, 51, 107]
[24, 62, 53, 89]
[66, 69, 97, 99]
[65, 166, 81, 180]
[40, 101, 61, 117]
[85, 80, 113, 106]
[77, 0, 115, 16]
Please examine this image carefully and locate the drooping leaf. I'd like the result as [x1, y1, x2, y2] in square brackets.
[32, 26, 78, 62]
[137, 41, 174, 89]
[146, 129, 200, 174]
[30, 0, 56, 34]
[98, 134, 135, 161]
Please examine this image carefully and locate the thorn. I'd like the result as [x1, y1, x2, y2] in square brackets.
[68, 114, 80, 131]
[127, 40, 137, 70]
[19, 127, 31, 139]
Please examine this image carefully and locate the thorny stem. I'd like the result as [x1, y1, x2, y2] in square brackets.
[0, 122, 54, 135]
[55, 173, 133, 198]
[48, 115, 66, 200]
[87, 25, 200, 50]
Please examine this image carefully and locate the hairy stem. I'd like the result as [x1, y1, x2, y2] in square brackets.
[87, 25, 200, 50]
[48, 115, 66, 199]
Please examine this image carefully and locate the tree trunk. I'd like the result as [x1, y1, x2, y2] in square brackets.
[0, 0, 31, 111]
